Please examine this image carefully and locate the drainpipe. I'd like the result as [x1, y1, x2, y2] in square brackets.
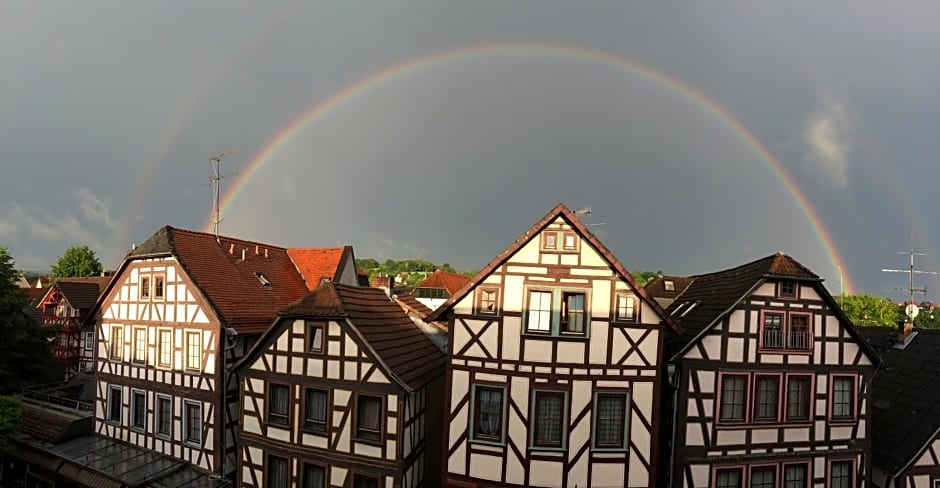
[667, 363, 680, 488]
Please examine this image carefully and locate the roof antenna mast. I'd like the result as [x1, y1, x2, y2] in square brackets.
[882, 233, 940, 321]
[208, 149, 239, 242]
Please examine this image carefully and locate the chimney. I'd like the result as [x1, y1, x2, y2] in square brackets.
[241, 248, 246, 261]
[229, 243, 234, 254]
[898, 320, 914, 342]
[255, 245, 259, 256]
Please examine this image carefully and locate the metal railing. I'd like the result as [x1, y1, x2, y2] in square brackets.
[762, 328, 811, 350]
[21, 385, 93, 412]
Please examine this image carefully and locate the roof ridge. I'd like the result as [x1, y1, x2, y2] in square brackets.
[170, 226, 289, 251]
[684, 253, 780, 279]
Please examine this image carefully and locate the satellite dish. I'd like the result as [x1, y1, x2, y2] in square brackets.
[905, 303, 920, 320]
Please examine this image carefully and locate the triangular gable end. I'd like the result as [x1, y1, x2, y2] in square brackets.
[427, 203, 679, 333]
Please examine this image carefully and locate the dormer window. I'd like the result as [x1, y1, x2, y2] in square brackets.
[255, 272, 271, 287]
[779, 281, 797, 299]
[664, 280, 675, 292]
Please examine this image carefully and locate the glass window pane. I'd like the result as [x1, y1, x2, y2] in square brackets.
[475, 387, 502, 439]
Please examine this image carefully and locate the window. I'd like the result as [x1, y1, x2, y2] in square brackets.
[561, 292, 586, 333]
[783, 463, 807, 488]
[542, 232, 557, 250]
[715, 468, 742, 488]
[131, 390, 146, 431]
[155, 395, 172, 439]
[719, 374, 747, 422]
[762, 312, 812, 351]
[750, 466, 776, 488]
[415, 287, 447, 299]
[307, 321, 324, 353]
[356, 395, 382, 443]
[615, 294, 637, 322]
[185, 331, 200, 371]
[108, 386, 122, 424]
[753, 376, 779, 422]
[831, 376, 855, 421]
[110, 326, 123, 360]
[267, 455, 288, 488]
[157, 329, 172, 367]
[829, 460, 852, 488]
[85, 330, 94, 350]
[526, 290, 552, 332]
[268, 384, 289, 427]
[563, 232, 578, 250]
[762, 313, 783, 349]
[140, 275, 151, 300]
[472, 385, 504, 443]
[593, 392, 629, 449]
[353, 475, 379, 488]
[476, 288, 499, 315]
[304, 388, 328, 433]
[153, 274, 165, 300]
[56, 302, 68, 317]
[786, 376, 811, 422]
[133, 327, 147, 364]
[302, 463, 326, 488]
[663, 280, 675, 292]
[779, 281, 797, 299]
[531, 391, 566, 449]
[183, 401, 202, 445]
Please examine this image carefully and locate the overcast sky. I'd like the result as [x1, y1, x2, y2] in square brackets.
[1, 1, 938, 298]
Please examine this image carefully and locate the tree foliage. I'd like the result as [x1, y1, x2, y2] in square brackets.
[631, 270, 663, 287]
[0, 246, 61, 394]
[0, 396, 24, 449]
[356, 258, 477, 286]
[51, 245, 103, 278]
[836, 293, 903, 327]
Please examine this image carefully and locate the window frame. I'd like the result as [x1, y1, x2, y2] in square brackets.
[827, 459, 855, 488]
[529, 389, 568, 451]
[353, 474, 381, 488]
[784, 374, 813, 423]
[265, 454, 289, 488]
[778, 281, 798, 299]
[470, 383, 506, 445]
[154, 394, 172, 440]
[758, 310, 813, 353]
[523, 286, 591, 338]
[182, 400, 202, 446]
[139, 275, 151, 300]
[782, 461, 810, 488]
[107, 385, 122, 425]
[84, 330, 94, 351]
[748, 464, 778, 488]
[474, 287, 500, 316]
[613, 293, 638, 323]
[185, 331, 201, 371]
[267, 383, 290, 428]
[829, 374, 857, 423]
[302, 462, 327, 488]
[752, 374, 782, 423]
[591, 390, 630, 451]
[109, 326, 123, 361]
[560, 291, 587, 335]
[562, 231, 579, 251]
[354, 393, 384, 445]
[132, 327, 147, 364]
[130, 389, 147, 432]
[541, 231, 557, 250]
[717, 373, 749, 424]
[152, 273, 165, 301]
[303, 387, 329, 435]
[157, 328, 173, 368]
[306, 321, 325, 354]
[712, 466, 744, 488]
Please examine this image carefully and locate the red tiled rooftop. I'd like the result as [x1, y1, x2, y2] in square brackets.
[416, 269, 471, 295]
[287, 247, 349, 290]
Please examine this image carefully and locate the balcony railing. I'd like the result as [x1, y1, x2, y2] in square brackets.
[21, 385, 93, 412]
[50, 345, 80, 361]
[42, 316, 82, 329]
[762, 328, 811, 351]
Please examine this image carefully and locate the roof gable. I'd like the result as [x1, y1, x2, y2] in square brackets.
[417, 270, 470, 295]
[287, 246, 355, 289]
[426, 203, 678, 333]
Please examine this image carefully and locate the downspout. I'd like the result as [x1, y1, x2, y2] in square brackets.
[667, 363, 680, 488]
[213, 326, 239, 483]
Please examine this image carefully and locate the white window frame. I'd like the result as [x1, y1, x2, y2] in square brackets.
[614, 294, 637, 323]
[157, 328, 173, 368]
[132, 327, 147, 364]
[185, 331, 201, 371]
[84, 330, 94, 351]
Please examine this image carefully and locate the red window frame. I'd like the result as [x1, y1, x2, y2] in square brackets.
[717, 373, 749, 424]
[829, 374, 858, 423]
[752, 374, 782, 423]
[759, 310, 813, 353]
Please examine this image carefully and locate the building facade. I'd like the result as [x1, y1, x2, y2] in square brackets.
[36, 276, 111, 378]
[654, 253, 879, 488]
[236, 283, 446, 488]
[427, 204, 679, 488]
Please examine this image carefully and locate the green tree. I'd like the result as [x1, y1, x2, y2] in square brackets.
[836, 293, 902, 327]
[631, 270, 663, 287]
[0, 396, 24, 449]
[355, 258, 379, 271]
[0, 246, 61, 394]
[914, 307, 940, 329]
[51, 245, 103, 278]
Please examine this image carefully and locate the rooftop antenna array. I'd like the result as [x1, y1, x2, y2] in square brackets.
[208, 149, 240, 242]
[882, 233, 940, 321]
[574, 206, 606, 227]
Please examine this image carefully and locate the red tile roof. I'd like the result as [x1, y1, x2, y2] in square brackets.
[115, 226, 310, 335]
[287, 246, 350, 290]
[417, 269, 470, 295]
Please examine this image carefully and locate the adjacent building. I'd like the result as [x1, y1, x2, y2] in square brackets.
[235, 282, 446, 488]
[427, 203, 680, 488]
[651, 253, 880, 488]
[414, 269, 471, 310]
[36, 276, 111, 378]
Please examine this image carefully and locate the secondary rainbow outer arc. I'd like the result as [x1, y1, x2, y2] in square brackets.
[210, 43, 855, 293]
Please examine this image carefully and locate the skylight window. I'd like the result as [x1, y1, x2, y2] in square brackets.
[254, 272, 271, 287]
[664, 280, 675, 291]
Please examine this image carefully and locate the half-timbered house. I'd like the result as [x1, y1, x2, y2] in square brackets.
[414, 269, 471, 310]
[426, 203, 680, 488]
[88, 226, 363, 480]
[654, 253, 880, 488]
[236, 282, 446, 488]
[37, 276, 111, 378]
[858, 326, 940, 488]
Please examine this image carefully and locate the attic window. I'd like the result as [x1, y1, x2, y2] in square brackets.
[664, 280, 675, 292]
[255, 272, 271, 287]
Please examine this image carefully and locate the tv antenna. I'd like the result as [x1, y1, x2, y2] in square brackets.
[882, 234, 940, 321]
[208, 149, 240, 241]
[573, 206, 606, 227]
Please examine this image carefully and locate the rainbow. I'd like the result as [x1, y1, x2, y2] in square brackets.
[209, 42, 856, 293]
